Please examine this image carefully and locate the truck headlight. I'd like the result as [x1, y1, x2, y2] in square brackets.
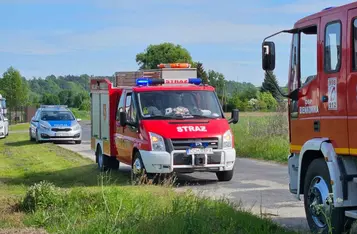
[149, 132, 166, 151]
[40, 123, 50, 130]
[222, 130, 233, 149]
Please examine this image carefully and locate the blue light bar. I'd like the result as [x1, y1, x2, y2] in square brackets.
[188, 78, 202, 85]
[136, 78, 152, 86]
[136, 77, 202, 86]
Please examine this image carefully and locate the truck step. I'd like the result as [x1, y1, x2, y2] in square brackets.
[345, 210, 357, 219]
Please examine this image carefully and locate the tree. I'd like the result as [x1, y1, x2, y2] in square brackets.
[207, 70, 225, 96]
[74, 92, 89, 108]
[257, 91, 278, 111]
[41, 93, 60, 105]
[136, 43, 193, 69]
[261, 71, 280, 101]
[195, 62, 208, 84]
[0, 67, 28, 110]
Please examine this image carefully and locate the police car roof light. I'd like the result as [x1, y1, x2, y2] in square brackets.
[40, 105, 68, 108]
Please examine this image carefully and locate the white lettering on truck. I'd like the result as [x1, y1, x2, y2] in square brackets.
[177, 126, 207, 132]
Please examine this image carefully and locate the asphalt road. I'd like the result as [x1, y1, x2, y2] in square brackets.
[58, 121, 309, 232]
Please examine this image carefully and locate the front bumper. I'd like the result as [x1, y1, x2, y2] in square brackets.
[140, 148, 236, 174]
[37, 127, 81, 141]
[0, 128, 5, 138]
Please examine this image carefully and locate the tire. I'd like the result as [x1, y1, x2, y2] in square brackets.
[75, 140, 81, 144]
[216, 169, 234, 181]
[131, 151, 157, 183]
[35, 130, 42, 143]
[303, 158, 346, 234]
[29, 129, 34, 141]
[131, 151, 145, 182]
[97, 148, 109, 172]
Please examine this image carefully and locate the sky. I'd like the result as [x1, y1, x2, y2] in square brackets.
[0, 0, 354, 86]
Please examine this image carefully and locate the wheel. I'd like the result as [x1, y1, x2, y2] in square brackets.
[131, 151, 157, 183]
[131, 151, 146, 182]
[35, 130, 42, 143]
[29, 129, 34, 141]
[216, 169, 234, 181]
[303, 158, 346, 234]
[97, 148, 109, 172]
[75, 140, 81, 144]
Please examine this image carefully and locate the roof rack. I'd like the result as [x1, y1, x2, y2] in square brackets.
[40, 105, 68, 108]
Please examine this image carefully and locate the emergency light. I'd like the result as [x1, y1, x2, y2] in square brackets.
[135, 78, 202, 86]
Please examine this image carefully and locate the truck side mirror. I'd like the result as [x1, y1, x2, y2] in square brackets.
[3, 117, 8, 122]
[262, 41, 276, 71]
[119, 111, 127, 127]
[228, 109, 239, 124]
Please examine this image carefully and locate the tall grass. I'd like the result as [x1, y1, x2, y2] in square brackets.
[232, 111, 290, 163]
[16, 179, 297, 234]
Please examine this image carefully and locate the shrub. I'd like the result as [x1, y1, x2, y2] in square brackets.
[21, 181, 62, 212]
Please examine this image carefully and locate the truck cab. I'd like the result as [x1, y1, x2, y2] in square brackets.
[90, 64, 239, 182]
[261, 2, 357, 233]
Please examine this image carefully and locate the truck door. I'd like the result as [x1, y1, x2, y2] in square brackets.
[115, 90, 139, 165]
[347, 8, 357, 155]
[289, 21, 320, 152]
[319, 12, 349, 153]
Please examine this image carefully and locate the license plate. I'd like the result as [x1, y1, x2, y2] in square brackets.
[186, 148, 213, 155]
[55, 132, 68, 137]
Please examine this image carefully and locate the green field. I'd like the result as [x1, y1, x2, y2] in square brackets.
[70, 108, 91, 121]
[231, 112, 289, 163]
[0, 129, 296, 234]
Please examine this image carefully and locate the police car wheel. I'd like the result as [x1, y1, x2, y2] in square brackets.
[29, 129, 34, 141]
[35, 130, 42, 143]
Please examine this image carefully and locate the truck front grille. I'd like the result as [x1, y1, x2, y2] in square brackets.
[171, 137, 219, 150]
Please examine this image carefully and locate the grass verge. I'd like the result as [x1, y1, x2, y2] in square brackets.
[0, 132, 297, 233]
[231, 112, 289, 163]
[70, 108, 90, 121]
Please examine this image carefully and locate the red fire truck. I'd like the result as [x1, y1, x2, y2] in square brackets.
[262, 2, 357, 233]
[90, 63, 239, 182]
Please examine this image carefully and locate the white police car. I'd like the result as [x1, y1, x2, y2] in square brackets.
[0, 113, 9, 139]
[29, 105, 82, 144]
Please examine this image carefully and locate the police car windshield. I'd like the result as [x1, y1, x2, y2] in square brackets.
[40, 111, 75, 121]
[0, 99, 6, 108]
[138, 90, 223, 119]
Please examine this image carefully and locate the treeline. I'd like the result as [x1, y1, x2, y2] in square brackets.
[27, 74, 91, 111]
[0, 42, 286, 113]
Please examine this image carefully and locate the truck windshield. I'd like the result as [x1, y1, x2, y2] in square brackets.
[138, 90, 223, 119]
[40, 111, 75, 121]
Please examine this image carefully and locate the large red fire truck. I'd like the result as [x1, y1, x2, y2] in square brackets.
[262, 2, 357, 233]
[90, 63, 239, 182]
